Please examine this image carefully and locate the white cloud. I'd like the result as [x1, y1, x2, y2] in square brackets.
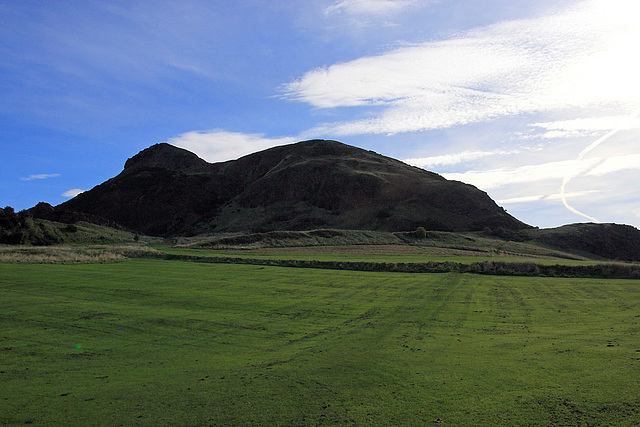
[588, 153, 640, 176]
[497, 190, 598, 205]
[21, 174, 61, 181]
[534, 116, 640, 133]
[443, 159, 598, 190]
[403, 149, 517, 168]
[532, 115, 640, 139]
[443, 152, 640, 191]
[62, 189, 84, 198]
[536, 129, 596, 140]
[285, 0, 640, 136]
[168, 130, 298, 163]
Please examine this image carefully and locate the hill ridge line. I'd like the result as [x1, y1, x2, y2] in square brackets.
[58, 139, 530, 235]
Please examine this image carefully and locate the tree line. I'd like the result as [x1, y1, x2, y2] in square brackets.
[0, 206, 67, 245]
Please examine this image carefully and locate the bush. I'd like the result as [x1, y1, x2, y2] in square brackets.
[0, 206, 19, 229]
[415, 227, 427, 239]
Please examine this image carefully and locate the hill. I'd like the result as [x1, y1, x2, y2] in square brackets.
[526, 223, 640, 262]
[57, 139, 529, 236]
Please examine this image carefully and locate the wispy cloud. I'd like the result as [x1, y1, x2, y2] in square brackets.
[532, 115, 640, 139]
[443, 154, 640, 190]
[403, 149, 518, 168]
[535, 116, 640, 133]
[168, 130, 298, 163]
[285, 0, 640, 136]
[21, 174, 61, 181]
[324, 0, 422, 18]
[443, 160, 589, 190]
[497, 190, 599, 205]
[585, 153, 640, 176]
[62, 189, 84, 198]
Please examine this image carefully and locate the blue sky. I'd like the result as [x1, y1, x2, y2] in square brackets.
[2, 0, 639, 229]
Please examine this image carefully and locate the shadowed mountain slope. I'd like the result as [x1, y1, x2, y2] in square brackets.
[527, 223, 640, 262]
[59, 139, 530, 236]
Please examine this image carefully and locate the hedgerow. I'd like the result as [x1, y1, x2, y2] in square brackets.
[128, 251, 640, 280]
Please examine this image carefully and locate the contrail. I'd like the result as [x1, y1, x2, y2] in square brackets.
[560, 110, 640, 222]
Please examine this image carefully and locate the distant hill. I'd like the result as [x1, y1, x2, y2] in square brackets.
[527, 223, 640, 262]
[57, 139, 529, 236]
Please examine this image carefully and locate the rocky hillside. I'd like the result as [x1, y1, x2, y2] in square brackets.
[58, 139, 529, 236]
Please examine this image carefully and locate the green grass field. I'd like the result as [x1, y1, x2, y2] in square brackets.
[2, 259, 640, 425]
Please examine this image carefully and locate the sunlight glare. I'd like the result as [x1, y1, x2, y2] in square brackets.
[559, 0, 640, 107]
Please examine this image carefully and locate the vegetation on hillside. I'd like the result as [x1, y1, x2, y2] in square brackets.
[1, 206, 64, 245]
[0, 206, 148, 246]
[179, 228, 403, 249]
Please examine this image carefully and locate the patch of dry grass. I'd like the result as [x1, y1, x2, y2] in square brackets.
[0, 244, 159, 264]
[244, 244, 490, 257]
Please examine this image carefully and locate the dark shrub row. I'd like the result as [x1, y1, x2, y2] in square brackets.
[130, 252, 640, 280]
[459, 261, 640, 279]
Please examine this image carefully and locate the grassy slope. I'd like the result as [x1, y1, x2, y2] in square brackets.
[48, 221, 140, 244]
[172, 229, 594, 260]
[158, 246, 601, 267]
[0, 218, 147, 246]
[2, 259, 640, 425]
